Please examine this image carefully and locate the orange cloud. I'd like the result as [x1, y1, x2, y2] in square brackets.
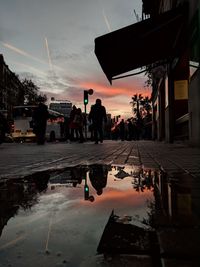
[81, 82, 130, 97]
[80, 79, 151, 99]
[80, 188, 153, 209]
[45, 73, 151, 118]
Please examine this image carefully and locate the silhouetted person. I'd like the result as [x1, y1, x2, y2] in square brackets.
[143, 112, 152, 140]
[32, 102, 49, 145]
[89, 165, 108, 195]
[127, 119, 133, 140]
[136, 116, 143, 140]
[119, 119, 125, 141]
[69, 105, 79, 141]
[88, 99, 107, 144]
[73, 108, 84, 143]
[88, 122, 94, 141]
[0, 111, 9, 144]
[63, 116, 70, 141]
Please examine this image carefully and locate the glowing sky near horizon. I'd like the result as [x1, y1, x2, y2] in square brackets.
[0, 0, 150, 118]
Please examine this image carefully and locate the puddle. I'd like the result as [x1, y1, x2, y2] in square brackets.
[0, 165, 200, 267]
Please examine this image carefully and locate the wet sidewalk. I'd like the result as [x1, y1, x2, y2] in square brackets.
[0, 140, 200, 266]
[0, 140, 200, 179]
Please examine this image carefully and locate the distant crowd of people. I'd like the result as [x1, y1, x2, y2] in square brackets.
[111, 114, 152, 141]
[32, 98, 107, 145]
[1, 97, 152, 145]
[64, 98, 107, 144]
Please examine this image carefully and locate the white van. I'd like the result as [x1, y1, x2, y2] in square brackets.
[12, 105, 64, 142]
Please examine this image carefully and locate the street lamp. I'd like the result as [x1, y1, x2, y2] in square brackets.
[84, 90, 89, 105]
[83, 89, 94, 140]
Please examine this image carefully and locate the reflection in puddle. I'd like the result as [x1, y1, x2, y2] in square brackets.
[156, 171, 200, 226]
[0, 165, 200, 266]
[0, 173, 50, 237]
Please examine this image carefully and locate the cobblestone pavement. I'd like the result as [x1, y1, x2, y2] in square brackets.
[1, 140, 200, 267]
[0, 140, 200, 179]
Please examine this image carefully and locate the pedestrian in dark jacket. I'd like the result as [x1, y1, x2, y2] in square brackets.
[0, 111, 9, 144]
[88, 99, 107, 144]
[119, 119, 125, 141]
[73, 108, 84, 143]
[32, 102, 49, 145]
[69, 105, 79, 141]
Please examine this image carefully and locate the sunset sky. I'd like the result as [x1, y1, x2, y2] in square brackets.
[0, 0, 151, 118]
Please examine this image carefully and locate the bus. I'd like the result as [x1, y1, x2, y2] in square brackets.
[49, 99, 72, 118]
[46, 109, 65, 141]
[11, 105, 65, 142]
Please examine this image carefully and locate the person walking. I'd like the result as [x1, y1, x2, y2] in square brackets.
[119, 119, 125, 141]
[69, 105, 79, 141]
[32, 100, 49, 145]
[73, 108, 84, 143]
[0, 110, 9, 144]
[88, 98, 107, 144]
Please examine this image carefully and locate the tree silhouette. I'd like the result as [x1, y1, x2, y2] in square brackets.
[21, 79, 47, 104]
[130, 94, 152, 140]
[130, 94, 151, 119]
[140, 96, 152, 116]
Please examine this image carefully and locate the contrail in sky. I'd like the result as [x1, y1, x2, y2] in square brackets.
[45, 37, 53, 71]
[11, 60, 46, 76]
[97, 0, 111, 32]
[1, 41, 63, 71]
[1, 42, 45, 65]
[102, 8, 112, 32]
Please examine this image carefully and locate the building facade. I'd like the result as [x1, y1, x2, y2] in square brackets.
[0, 54, 24, 119]
[142, 0, 200, 146]
[94, 0, 200, 146]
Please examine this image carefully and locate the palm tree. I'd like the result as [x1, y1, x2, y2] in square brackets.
[140, 96, 152, 116]
[130, 94, 152, 118]
[130, 94, 152, 140]
[130, 93, 143, 119]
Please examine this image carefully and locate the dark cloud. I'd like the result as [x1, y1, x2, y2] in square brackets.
[51, 43, 93, 63]
[0, 26, 21, 41]
[52, 51, 81, 62]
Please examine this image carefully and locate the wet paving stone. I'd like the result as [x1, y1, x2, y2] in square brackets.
[161, 258, 200, 267]
[158, 228, 200, 258]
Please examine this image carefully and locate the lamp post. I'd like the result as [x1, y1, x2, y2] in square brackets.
[83, 89, 94, 140]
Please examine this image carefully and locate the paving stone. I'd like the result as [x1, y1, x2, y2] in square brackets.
[157, 228, 200, 258]
[81, 254, 153, 267]
[161, 258, 200, 267]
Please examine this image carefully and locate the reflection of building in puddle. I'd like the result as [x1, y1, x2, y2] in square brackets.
[49, 165, 159, 205]
[49, 167, 87, 188]
[0, 173, 50, 237]
[112, 166, 157, 192]
[155, 171, 200, 223]
[97, 210, 157, 259]
[168, 173, 193, 216]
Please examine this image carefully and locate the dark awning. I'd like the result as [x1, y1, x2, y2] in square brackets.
[95, 4, 188, 83]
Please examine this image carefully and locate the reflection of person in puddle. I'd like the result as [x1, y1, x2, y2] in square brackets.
[71, 167, 86, 187]
[89, 165, 108, 195]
